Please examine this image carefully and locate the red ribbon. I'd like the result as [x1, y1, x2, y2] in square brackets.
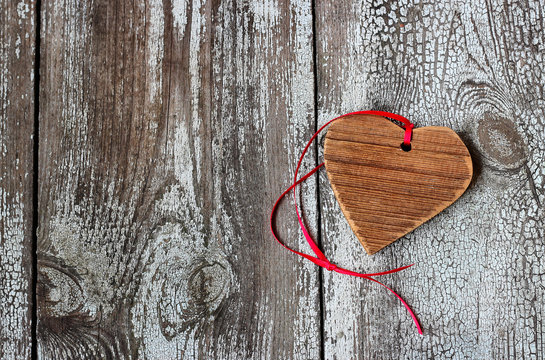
[269, 110, 422, 334]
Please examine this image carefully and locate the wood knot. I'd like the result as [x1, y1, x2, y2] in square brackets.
[476, 114, 526, 170]
[37, 259, 85, 318]
[158, 254, 232, 340]
[37, 257, 117, 358]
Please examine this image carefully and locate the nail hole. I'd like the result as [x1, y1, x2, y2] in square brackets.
[400, 142, 412, 152]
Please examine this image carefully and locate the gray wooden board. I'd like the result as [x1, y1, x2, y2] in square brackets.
[316, 0, 544, 358]
[0, 0, 544, 358]
[37, 0, 320, 359]
[0, 0, 36, 359]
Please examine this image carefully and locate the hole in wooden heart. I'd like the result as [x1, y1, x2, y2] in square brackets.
[400, 142, 412, 152]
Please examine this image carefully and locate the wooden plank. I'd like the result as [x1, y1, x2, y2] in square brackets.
[37, 0, 319, 358]
[316, 0, 545, 358]
[0, 0, 36, 358]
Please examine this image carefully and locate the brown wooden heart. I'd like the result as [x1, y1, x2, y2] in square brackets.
[324, 114, 473, 255]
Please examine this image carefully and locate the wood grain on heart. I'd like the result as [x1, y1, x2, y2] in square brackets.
[324, 114, 473, 255]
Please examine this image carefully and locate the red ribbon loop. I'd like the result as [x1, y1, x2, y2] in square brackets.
[403, 122, 414, 146]
[314, 258, 337, 271]
[269, 110, 422, 334]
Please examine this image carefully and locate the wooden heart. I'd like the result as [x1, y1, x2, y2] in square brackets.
[324, 114, 473, 255]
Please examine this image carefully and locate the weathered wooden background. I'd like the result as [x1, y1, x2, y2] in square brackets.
[1, 0, 544, 358]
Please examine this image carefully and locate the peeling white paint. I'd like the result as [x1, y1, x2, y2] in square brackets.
[318, 1, 545, 358]
[172, 0, 190, 35]
[16, 0, 30, 21]
[189, 0, 204, 182]
[29, 0, 544, 358]
[0, 0, 34, 357]
[145, 0, 165, 104]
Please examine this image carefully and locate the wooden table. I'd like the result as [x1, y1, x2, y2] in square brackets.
[1, 0, 543, 358]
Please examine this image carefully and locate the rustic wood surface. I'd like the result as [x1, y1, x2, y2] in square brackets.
[0, 0, 36, 359]
[316, 0, 544, 358]
[0, 0, 543, 359]
[324, 114, 473, 255]
[37, 0, 320, 359]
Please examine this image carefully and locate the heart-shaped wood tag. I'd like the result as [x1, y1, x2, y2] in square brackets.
[324, 114, 473, 255]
